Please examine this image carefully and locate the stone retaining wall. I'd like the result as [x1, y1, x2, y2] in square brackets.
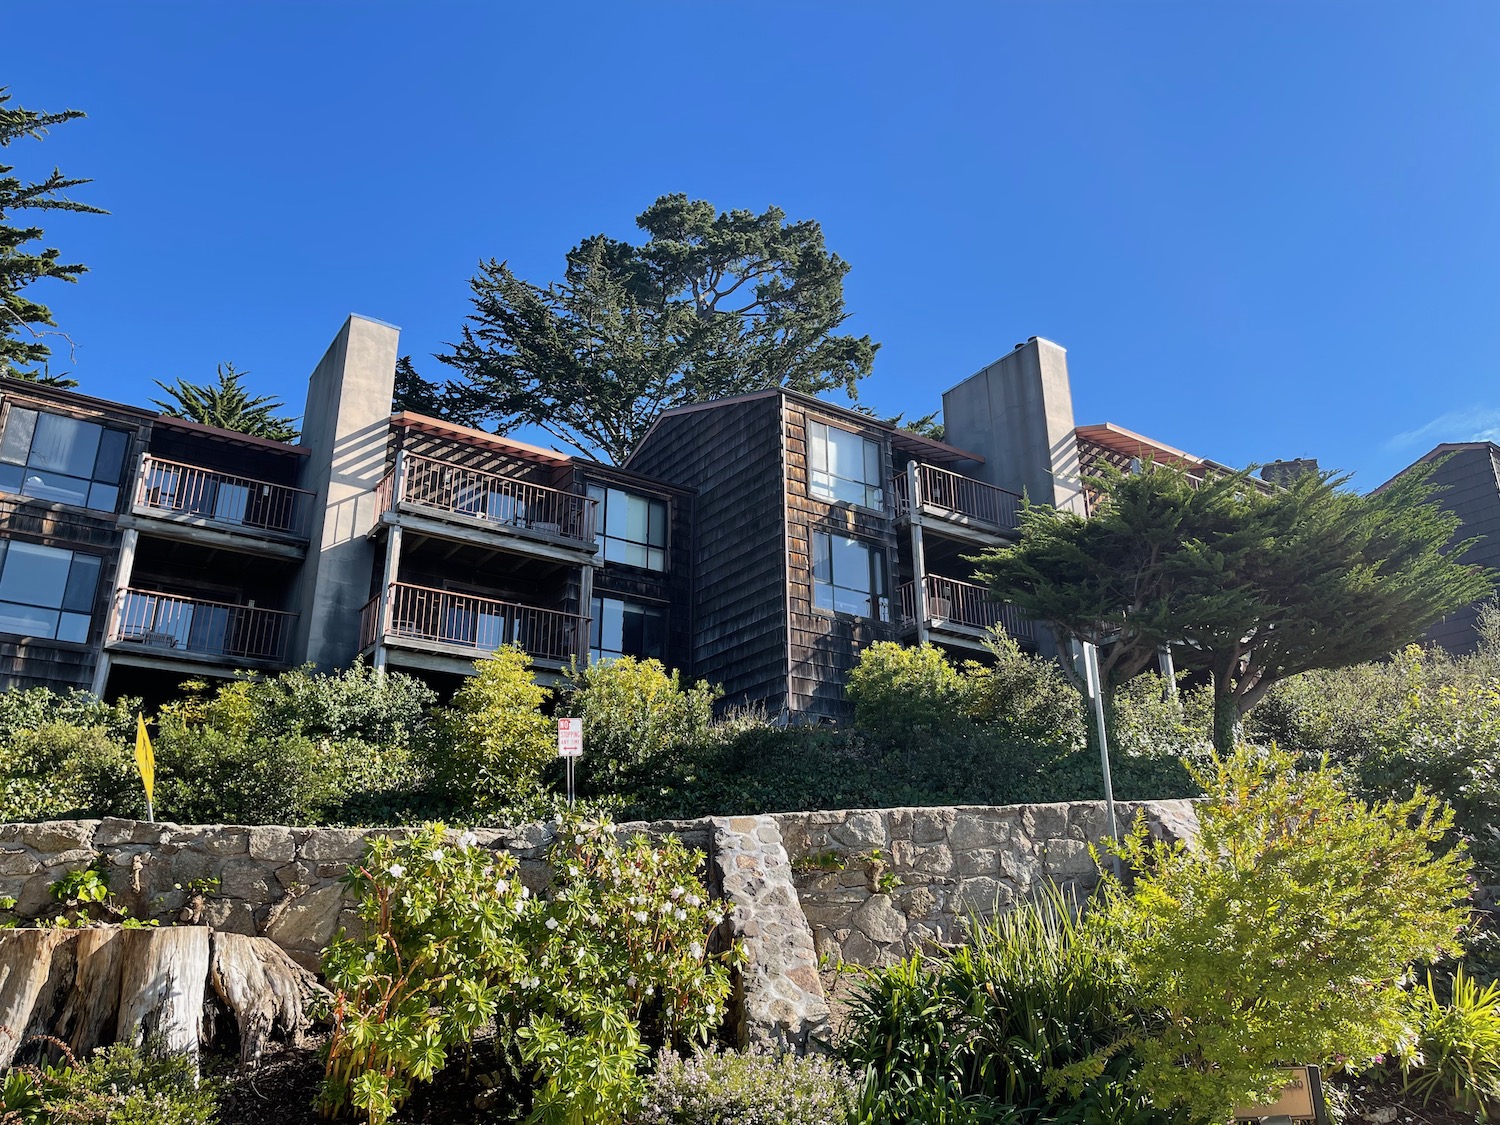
[0, 800, 1200, 1048]
[776, 800, 1200, 966]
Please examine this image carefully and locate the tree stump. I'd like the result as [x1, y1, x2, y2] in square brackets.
[115, 926, 212, 1061]
[0, 928, 66, 1068]
[54, 926, 125, 1057]
[209, 930, 323, 1064]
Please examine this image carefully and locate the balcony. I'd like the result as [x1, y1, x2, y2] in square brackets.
[106, 589, 296, 667]
[132, 456, 312, 549]
[898, 575, 1034, 647]
[891, 463, 1021, 541]
[360, 582, 587, 670]
[375, 454, 597, 560]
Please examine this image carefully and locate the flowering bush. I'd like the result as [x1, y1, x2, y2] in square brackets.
[636, 1045, 858, 1125]
[317, 814, 734, 1125]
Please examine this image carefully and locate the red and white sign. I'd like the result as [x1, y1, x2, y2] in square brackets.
[557, 718, 583, 758]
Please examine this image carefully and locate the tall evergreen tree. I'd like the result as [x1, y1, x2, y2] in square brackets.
[438, 194, 879, 464]
[153, 363, 299, 441]
[975, 461, 1493, 752]
[0, 88, 105, 381]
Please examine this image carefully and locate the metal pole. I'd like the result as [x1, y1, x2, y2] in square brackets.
[1158, 646, 1177, 697]
[144, 798, 154, 824]
[566, 757, 575, 810]
[906, 461, 930, 645]
[1081, 641, 1123, 878]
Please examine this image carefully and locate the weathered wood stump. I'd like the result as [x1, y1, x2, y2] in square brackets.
[0, 925, 325, 1070]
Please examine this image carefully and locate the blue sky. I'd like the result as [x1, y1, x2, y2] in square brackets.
[6, 3, 1498, 486]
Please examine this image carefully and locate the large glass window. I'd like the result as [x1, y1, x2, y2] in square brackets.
[0, 408, 129, 512]
[590, 596, 666, 662]
[587, 485, 667, 571]
[808, 420, 883, 509]
[812, 532, 888, 621]
[0, 541, 101, 642]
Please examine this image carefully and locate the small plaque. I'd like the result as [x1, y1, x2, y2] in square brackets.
[1234, 1066, 1326, 1123]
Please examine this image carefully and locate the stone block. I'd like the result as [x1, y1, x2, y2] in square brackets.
[219, 858, 273, 901]
[830, 811, 887, 850]
[248, 826, 296, 863]
[949, 816, 1008, 851]
[264, 882, 348, 952]
[0, 849, 39, 877]
[1022, 803, 1069, 841]
[954, 849, 997, 877]
[1043, 838, 1096, 876]
[851, 895, 907, 944]
[954, 875, 1013, 915]
[297, 829, 370, 863]
[18, 821, 97, 853]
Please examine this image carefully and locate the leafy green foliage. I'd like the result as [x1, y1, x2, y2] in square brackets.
[1401, 967, 1500, 1118]
[977, 461, 1492, 752]
[151, 362, 299, 440]
[637, 1045, 858, 1124]
[962, 631, 1088, 746]
[843, 886, 1188, 1125]
[560, 656, 719, 803]
[438, 193, 878, 463]
[0, 721, 141, 821]
[435, 645, 557, 814]
[1098, 745, 1472, 1122]
[318, 816, 733, 1124]
[1251, 644, 1500, 879]
[0, 87, 106, 380]
[846, 641, 967, 733]
[0, 1043, 219, 1125]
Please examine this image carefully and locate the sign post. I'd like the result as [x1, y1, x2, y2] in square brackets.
[557, 718, 583, 809]
[1078, 641, 1122, 878]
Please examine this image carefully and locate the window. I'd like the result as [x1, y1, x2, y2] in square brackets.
[587, 485, 667, 571]
[0, 541, 101, 643]
[0, 408, 129, 512]
[812, 532, 888, 621]
[590, 596, 666, 662]
[808, 420, 883, 509]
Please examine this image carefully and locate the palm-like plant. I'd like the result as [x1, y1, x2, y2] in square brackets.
[152, 362, 298, 441]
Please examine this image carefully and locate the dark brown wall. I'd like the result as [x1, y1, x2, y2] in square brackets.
[782, 401, 900, 720]
[629, 397, 789, 713]
[1417, 445, 1500, 655]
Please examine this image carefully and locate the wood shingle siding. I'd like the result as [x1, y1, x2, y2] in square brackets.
[629, 397, 789, 713]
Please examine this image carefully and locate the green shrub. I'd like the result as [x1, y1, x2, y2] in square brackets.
[0, 1043, 219, 1125]
[318, 815, 733, 1125]
[560, 656, 719, 802]
[151, 723, 343, 825]
[847, 642, 966, 734]
[843, 886, 1184, 1125]
[434, 645, 556, 813]
[247, 662, 437, 747]
[1403, 967, 1500, 1118]
[0, 722, 141, 821]
[637, 1045, 858, 1124]
[961, 630, 1086, 747]
[1108, 673, 1212, 763]
[1098, 745, 1472, 1122]
[0, 686, 137, 744]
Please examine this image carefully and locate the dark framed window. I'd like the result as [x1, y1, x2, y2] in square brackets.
[587, 485, 667, 571]
[812, 532, 888, 621]
[0, 408, 130, 512]
[590, 595, 666, 662]
[0, 540, 101, 643]
[808, 420, 883, 509]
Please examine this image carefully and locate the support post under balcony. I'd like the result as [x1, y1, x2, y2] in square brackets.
[906, 461, 930, 646]
[373, 523, 402, 672]
[91, 527, 139, 698]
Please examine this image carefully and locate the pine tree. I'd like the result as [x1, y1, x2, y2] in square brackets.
[152, 363, 299, 441]
[0, 88, 106, 380]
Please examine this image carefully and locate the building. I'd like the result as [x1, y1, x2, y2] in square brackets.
[0, 318, 1253, 717]
[1376, 441, 1500, 655]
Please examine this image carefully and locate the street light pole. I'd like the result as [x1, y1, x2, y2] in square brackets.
[1079, 640, 1123, 878]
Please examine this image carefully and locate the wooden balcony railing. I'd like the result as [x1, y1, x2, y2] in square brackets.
[361, 582, 586, 665]
[899, 575, 1034, 641]
[109, 589, 296, 663]
[135, 456, 312, 538]
[378, 454, 596, 548]
[891, 463, 1021, 533]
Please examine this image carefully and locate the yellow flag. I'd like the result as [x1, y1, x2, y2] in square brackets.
[134, 713, 155, 810]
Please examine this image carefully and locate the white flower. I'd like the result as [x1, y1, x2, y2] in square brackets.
[644, 985, 654, 995]
[519, 885, 531, 899]
[674, 908, 686, 921]
[429, 848, 445, 862]
[686, 894, 702, 906]
[545, 917, 559, 931]
[690, 943, 703, 960]
[705, 1003, 716, 1017]
[387, 863, 406, 878]
[659, 902, 673, 916]
[670, 885, 684, 899]
[495, 879, 509, 896]
[626, 975, 637, 988]
[632, 911, 648, 923]
[364, 952, 376, 964]
[458, 831, 478, 849]
[568, 863, 580, 878]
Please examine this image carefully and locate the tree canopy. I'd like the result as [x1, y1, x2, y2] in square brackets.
[974, 460, 1493, 752]
[0, 88, 106, 381]
[436, 193, 878, 463]
[153, 363, 299, 441]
